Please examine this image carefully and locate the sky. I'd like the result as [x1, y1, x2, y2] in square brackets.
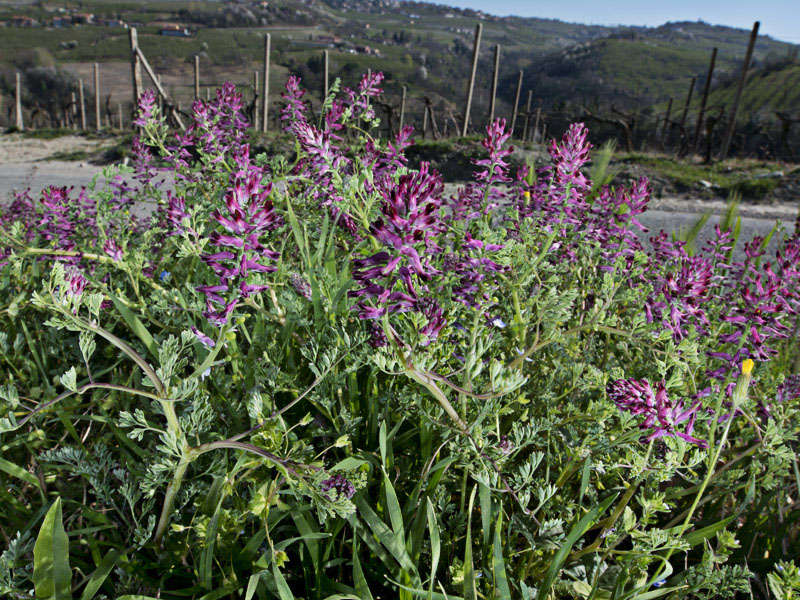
[423, 0, 800, 44]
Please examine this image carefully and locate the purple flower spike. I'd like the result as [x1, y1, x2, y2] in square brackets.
[608, 378, 707, 448]
[191, 326, 216, 348]
[103, 239, 124, 262]
[65, 268, 88, 297]
[321, 473, 356, 500]
[133, 90, 158, 127]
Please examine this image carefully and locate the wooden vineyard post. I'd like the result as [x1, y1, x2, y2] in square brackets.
[79, 79, 86, 130]
[118, 103, 123, 130]
[489, 43, 500, 124]
[194, 55, 200, 101]
[71, 92, 77, 129]
[14, 72, 23, 131]
[129, 28, 143, 126]
[93, 63, 101, 131]
[262, 33, 270, 132]
[510, 70, 523, 137]
[134, 44, 186, 130]
[692, 47, 717, 155]
[323, 49, 329, 100]
[660, 97, 673, 148]
[720, 21, 759, 160]
[422, 103, 429, 138]
[522, 90, 532, 142]
[679, 76, 696, 132]
[253, 71, 260, 131]
[399, 85, 407, 130]
[462, 22, 482, 136]
[532, 102, 542, 143]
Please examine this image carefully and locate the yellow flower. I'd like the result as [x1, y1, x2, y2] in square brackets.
[742, 359, 754, 375]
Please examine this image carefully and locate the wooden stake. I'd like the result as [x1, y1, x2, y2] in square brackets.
[532, 102, 542, 143]
[94, 62, 101, 131]
[720, 21, 760, 160]
[522, 90, 532, 142]
[79, 79, 86, 130]
[71, 91, 77, 129]
[129, 28, 143, 118]
[14, 72, 23, 131]
[118, 102, 123, 129]
[194, 55, 200, 101]
[660, 97, 673, 147]
[510, 70, 523, 137]
[679, 76, 696, 131]
[461, 22, 482, 136]
[323, 49, 329, 99]
[399, 85, 407, 130]
[489, 43, 500, 124]
[422, 103, 428, 138]
[692, 47, 717, 155]
[253, 70, 259, 131]
[135, 46, 186, 130]
[262, 33, 270, 132]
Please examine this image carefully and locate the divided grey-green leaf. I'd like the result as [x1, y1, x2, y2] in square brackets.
[33, 497, 73, 600]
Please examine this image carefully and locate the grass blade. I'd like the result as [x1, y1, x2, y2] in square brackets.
[426, 498, 441, 600]
[492, 510, 512, 600]
[79, 548, 127, 600]
[535, 492, 619, 600]
[463, 485, 477, 600]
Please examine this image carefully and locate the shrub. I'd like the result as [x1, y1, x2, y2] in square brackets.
[1, 73, 800, 599]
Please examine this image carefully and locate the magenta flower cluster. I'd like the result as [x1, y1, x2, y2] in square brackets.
[607, 378, 707, 447]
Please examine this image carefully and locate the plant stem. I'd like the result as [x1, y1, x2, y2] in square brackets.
[153, 458, 189, 545]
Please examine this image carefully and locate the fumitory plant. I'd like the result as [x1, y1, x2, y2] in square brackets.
[0, 72, 799, 600]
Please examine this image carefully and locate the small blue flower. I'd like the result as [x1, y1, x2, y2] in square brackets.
[159, 270, 171, 282]
[490, 317, 506, 328]
[653, 579, 667, 588]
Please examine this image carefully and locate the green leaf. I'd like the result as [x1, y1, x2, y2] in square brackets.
[463, 485, 477, 600]
[60, 367, 78, 392]
[682, 515, 736, 548]
[353, 495, 419, 583]
[426, 498, 440, 600]
[33, 497, 73, 600]
[383, 469, 404, 538]
[0, 455, 45, 500]
[353, 549, 375, 600]
[107, 290, 158, 360]
[536, 492, 619, 600]
[492, 510, 512, 600]
[79, 548, 127, 600]
[200, 500, 223, 590]
[272, 563, 294, 600]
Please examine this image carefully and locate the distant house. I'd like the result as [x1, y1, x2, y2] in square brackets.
[73, 13, 95, 25]
[98, 19, 127, 28]
[161, 23, 193, 37]
[52, 17, 72, 28]
[11, 15, 37, 27]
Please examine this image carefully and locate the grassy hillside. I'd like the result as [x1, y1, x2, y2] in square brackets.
[0, 0, 797, 146]
[511, 22, 796, 110]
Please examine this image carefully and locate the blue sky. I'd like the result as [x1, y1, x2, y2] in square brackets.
[424, 0, 800, 43]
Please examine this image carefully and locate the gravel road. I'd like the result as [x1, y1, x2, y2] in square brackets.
[2, 160, 797, 261]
